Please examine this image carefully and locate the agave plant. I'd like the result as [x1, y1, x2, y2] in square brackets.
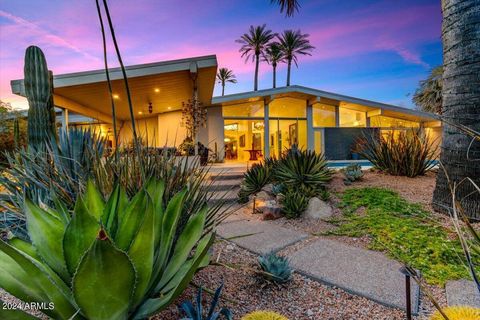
[343, 163, 363, 185]
[178, 284, 232, 320]
[0, 179, 214, 319]
[257, 251, 293, 283]
[279, 188, 309, 219]
[275, 149, 332, 198]
[238, 162, 273, 203]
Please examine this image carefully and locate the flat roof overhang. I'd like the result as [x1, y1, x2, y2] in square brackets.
[11, 55, 218, 122]
[212, 85, 439, 123]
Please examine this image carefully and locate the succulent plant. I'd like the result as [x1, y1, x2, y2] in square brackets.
[280, 187, 309, 219]
[258, 251, 293, 283]
[430, 306, 480, 320]
[23, 46, 56, 148]
[271, 184, 285, 196]
[241, 311, 288, 320]
[0, 179, 214, 319]
[178, 283, 232, 320]
[238, 162, 272, 202]
[343, 163, 363, 185]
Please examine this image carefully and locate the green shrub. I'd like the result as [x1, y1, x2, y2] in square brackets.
[0, 179, 214, 319]
[258, 251, 292, 283]
[280, 187, 309, 218]
[328, 187, 476, 285]
[275, 149, 332, 198]
[238, 161, 273, 202]
[343, 163, 363, 185]
[360, 128, 437, 177]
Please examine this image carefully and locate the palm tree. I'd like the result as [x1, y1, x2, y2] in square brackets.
[432, 0, 480, 219]
[216, 68, 237, 96]
[236, 25, 276, 91]
[277, 29, 314, 86]
[413, 66, 443, 114]
[271, 0, 300, 16]
[263, 42, 284, 88]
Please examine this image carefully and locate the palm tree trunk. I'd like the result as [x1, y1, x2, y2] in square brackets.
[433, 0, 480, 219]
[254, 54, 259, 91]
[273, 64, 277, 88]
[286, 59, 291, 86]
[222, 83, 225, 96]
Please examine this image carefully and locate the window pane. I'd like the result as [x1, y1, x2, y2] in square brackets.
[314, 130, 323, 154]
[222, 101, 264, 117]
[370, 115, 419, 128]
[339, 107, 366, 127]
[313, 103, 336, 127]
[269, 97, 306, 118]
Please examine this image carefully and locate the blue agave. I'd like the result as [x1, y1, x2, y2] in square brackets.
[258, 251, 293, 283]
[179, 283, 232, 320]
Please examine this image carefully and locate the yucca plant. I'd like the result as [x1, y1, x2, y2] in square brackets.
[275, 148, 332, 197]
[178, 284, 232, 320]
[279, 188, 309, 219]
[361, 128, 437, 177]
[238, 162, 273, 203]
[0, 179, 214, 319]
[257, 251, 293, 283]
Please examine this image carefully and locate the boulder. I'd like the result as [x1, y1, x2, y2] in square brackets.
[304, 197, 333, 219]
[255, 190, 275, 201]
[261, 183, 274, 194]
[262, 205, 283, 220]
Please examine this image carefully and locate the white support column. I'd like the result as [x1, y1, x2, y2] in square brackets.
[306, 100, 314, 150]
[263, 100, 270, 158]
[61, 108, 69, 133]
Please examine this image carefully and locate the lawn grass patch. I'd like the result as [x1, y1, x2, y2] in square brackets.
[327, 187, 474, 286]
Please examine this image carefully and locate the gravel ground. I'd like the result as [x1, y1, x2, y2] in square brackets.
[155, 241, 409, 320]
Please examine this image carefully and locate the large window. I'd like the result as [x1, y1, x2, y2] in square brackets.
[222, 101, 264, 117]
[370, 115, 419, 128]
[339, 107, 366, 127]
[313, 103, 336, 127]
[269, 97, 306, 118]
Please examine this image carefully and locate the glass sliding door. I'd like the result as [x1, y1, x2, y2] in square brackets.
[224, 119, 264, 162]
[269, 119, 307, 158]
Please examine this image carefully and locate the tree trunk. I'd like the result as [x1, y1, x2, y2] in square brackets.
[273, 64, 277, 88]
[433, 0, 480, 219]
[286, 59, 291, 86]
[222, 83, 225, 96]
[254, 53, 259, 91]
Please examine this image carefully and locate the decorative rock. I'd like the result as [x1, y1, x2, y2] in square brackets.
[304, 197, 333, 219]
[256, 190, 275, 201]
[262, 206, 282, 220]
[446, 279, 480, 307]
[261, 183, 274, 194]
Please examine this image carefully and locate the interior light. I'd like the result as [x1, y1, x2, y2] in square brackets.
[113, 94, 119, 99]
[224, 138, 231, 142]
[138, 111, 143, 115]
[167, 106, 172, 110]
[154, 88, 160, 93]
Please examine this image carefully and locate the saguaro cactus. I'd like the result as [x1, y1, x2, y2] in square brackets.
[24, 46, 56, 147]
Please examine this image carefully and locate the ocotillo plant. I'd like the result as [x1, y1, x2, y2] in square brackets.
[24, 46, 57, 148]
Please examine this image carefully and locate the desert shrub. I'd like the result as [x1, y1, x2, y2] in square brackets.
[238, 161, 273, 202]
[275, 149, 332, 198]
[343, 163, 363, 185]
[0, 102, 27, 166]
[178, 284, 232, 320]
[258, 251, 293, 283]
[360, 128, 437, 177]
[0, 180, 214, 319]
[280, 187, 309, 219]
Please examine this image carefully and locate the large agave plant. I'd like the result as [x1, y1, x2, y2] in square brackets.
[0, 179, 214, 319]
[275, 149, 332, 197]
[238, 162, 273, 202]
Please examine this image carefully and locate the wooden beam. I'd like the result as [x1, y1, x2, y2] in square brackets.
[53, 94, 116, 124]
[366, 109, 382, 117]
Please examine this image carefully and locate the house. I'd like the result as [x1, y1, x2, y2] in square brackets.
[11, 55, 441, 163]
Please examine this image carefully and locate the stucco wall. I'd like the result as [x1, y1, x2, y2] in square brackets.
[118, 116, 159, 147]
[157, 111, 187, 147]
[206, 106, 224, 160]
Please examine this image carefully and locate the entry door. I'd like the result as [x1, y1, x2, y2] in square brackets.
[269, 119, 307, 158]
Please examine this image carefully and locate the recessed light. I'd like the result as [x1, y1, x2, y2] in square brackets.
[154, 88, 160, 93]
[167, 106, 172, 110]
[113, 94, 119, 99]
[138, 111, 143, 115]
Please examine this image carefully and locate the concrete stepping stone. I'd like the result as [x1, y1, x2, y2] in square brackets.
[446, 279, 480, 307]
[289, 238, 420, 312]
[216, 220, 308, 255]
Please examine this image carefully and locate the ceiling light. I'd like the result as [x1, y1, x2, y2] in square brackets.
[154, 88, 160, 93]
[113, 94, 119, 99]
[167, 106, 172, 110]
[138, 111, 143, 115]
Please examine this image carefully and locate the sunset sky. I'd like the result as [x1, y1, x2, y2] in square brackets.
[0, 0, 442, 109]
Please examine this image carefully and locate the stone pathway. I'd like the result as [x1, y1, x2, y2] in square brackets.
[445, 279, 480, 307]
[218, 216, 420, 313]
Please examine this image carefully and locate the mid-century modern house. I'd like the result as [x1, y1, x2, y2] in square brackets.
[11, 55, 441, 163]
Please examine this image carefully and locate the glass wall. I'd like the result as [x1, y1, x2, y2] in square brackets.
[222, 101, 264, 117]
[314, 130, 323, 154]
[370, 115, 419, 128]
[339, 107, 366, 127]
[313, 103, 336, 127]
[224, 119, 264, 162]
[269, 97, 306, 118]
[269, 119, 307, 158]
